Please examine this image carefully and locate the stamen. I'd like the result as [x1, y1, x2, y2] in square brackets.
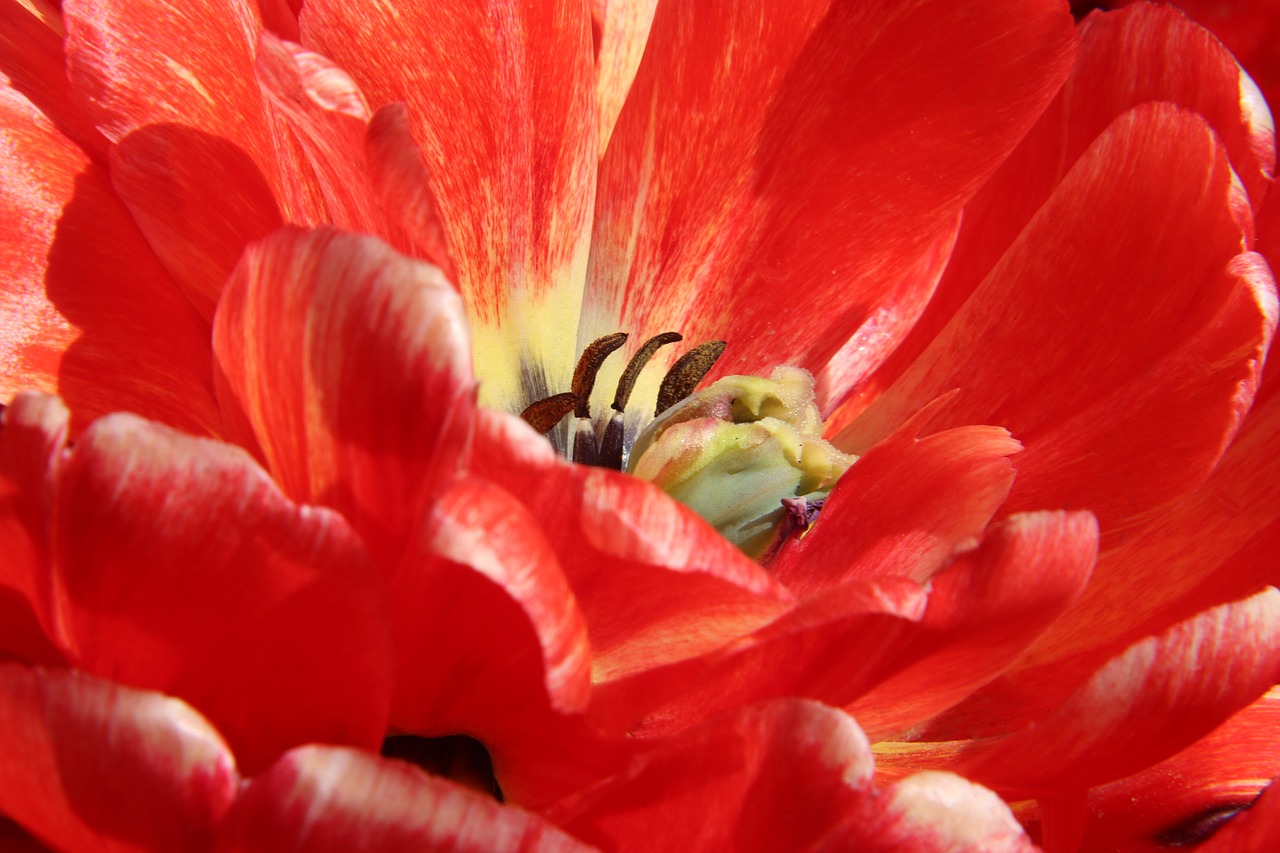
[571, 332, 628, 418]
[655, 340, 726, 416]
[519, 392, 578, 433]
[612, 332, 683, 412]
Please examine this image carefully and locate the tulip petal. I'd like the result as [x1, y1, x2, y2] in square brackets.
[0, 83, 221, 436]
[0, 665, 238, 852]
[216, 745, 594, 853]
[1081, 688, 1280, 851]
[853, 1, 1277, 431]
[814, 771, 1038, 853]
[55, 413, 394, 773]
[63, 0, 328, 316]
[388, 475, 597, 800]
[584, 0, 1076, 424]
[212, 226, 474, 562]
[773, 401, 1022, 598]
[841, 103, 1276, 546]
[592, 0, 658, 157]
[547, 698, 875, 853]
[472, 408, 793, 683]
[957, 588, 1280, 796]
[845, 511, 1097, 740]
[1198, 779, 1280, 852]
[301, 0, 598, 416]
[0, 395, 70, 664]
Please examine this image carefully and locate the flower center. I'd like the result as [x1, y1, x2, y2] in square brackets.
[518, 332, 726, 469]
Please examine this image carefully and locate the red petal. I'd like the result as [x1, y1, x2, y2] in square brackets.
[957, 588, 1280, 796]
[0, 665, 238, 851]
[774, 400, 1022, 598]
[858, 1, 1276, 428]
[846, 511, 1097, 740]
[586, 0, 1076, 415]
[55, 414, 394, 773]
[216, 745, 594, 853]
[63, 0, 302, 317]
[0, 83, 221, 436]
[841, 103, 1276, 547]
[1081, 688, 1280, 851]
[300, 0, 597, 412]
[0, 395, 71, 664]
[212, 226, 474, 562]
[387, 475, 596, 801]
[473, 408, 792, 683]
[815, 771, 1037, 853]
[1199, 779, 1280, 852]
[593, 0, 658, 157]
[547, 698, 876, 853]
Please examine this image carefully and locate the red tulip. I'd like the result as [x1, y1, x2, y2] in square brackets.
[1, 0, 1278, 850]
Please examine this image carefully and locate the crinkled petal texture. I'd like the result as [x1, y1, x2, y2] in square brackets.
[0, 78, 220, 437]
[0, 392, 395, 775]
[582, 0, 1077, 427]
[217, 745, 596, 853]
[0, 666, 239, 852]
[213, 226, 474, 563]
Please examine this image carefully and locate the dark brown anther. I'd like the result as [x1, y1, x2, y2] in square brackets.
[571, 332, 629, 418]
[612, 332, 683, 413]
[655, 340, 726, 416]
[519, 392, 579, 433]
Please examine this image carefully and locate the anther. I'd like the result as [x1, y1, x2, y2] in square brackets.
[655, 340, 727, 416]
[598, 332, 684, 470]
[519, 392, 579, 434]
[571, 332, 628, 418]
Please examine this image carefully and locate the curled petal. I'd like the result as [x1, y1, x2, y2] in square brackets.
[0, 665, 239, 852]
[215, 744, 594, 853]
[56, 413, 394, 773]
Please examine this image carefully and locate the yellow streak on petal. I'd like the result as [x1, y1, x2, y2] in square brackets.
[163, 56, 217, 108]
[16, 0, 64, 36]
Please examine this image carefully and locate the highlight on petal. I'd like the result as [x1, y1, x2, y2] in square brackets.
[216, 744, 594, 852]
[547, 698, 876, 853]
[584, 0, 1077, 427]
[592, 0, 659, 157]
[957, 587, 1280, 796]
[0, 82, 221, 436]
[301, 0, 598, 417]
[213, 226, 474, 561]
[55, 413, 394, 773]
[841, 102, 1276, 547]
[0, 665, 238, 852]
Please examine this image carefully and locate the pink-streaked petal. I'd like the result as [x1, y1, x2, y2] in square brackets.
[774, 398, 1022, 598]
[0, 395, 70, 664]
[841, 103, 1276, 548]
[212, 227, 474, 562]
[473, 408, 793, 682]
[845, 511, 1097, 741]
[388, 475, 592, 750]
[63, 0, 320, 317]
[957, 588, 1280, 797]
[0, 83, 221, 436]
[365, 104, 458, 284]
[547, 698, 875, 853]
[301, 0, 597, 414]
[56, 413, 394, 774]
[0, 665, 238, 852]
[592, 0, 658, 157]
[215, 745, 595, 853]
[589, 578, 928, 738]
[814, 771, 1037, 853]
[856, 1, 1277, 429]
[584, 0, 1076, 421]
